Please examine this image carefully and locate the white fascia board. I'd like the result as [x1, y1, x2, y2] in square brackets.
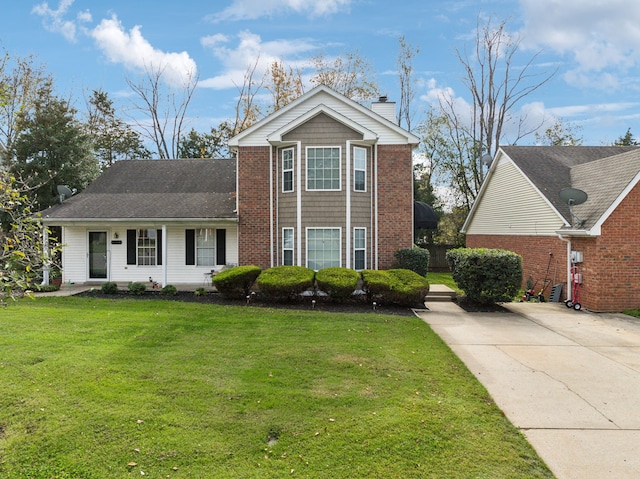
[590, 170, 640, 236]
[267, 104, 378, 145]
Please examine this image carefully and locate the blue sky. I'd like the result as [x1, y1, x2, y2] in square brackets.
[3, 0, 640, 147]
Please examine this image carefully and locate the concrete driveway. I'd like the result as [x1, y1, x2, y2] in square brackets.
[416, 301, 640, 479]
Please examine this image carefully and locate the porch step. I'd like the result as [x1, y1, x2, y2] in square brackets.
[426, 284, 457, 302]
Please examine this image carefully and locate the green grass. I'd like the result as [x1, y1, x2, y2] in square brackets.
[0, 297, 553, 478]
[427, 271, 460, 293]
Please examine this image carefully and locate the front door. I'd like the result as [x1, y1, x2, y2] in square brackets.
[89, 231, 108, 279]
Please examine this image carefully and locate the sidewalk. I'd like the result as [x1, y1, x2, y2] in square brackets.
[417, 301, 640, 479]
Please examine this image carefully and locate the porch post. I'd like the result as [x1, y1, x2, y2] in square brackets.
[41, 227, 50, 286]
[162, 224, 168, 286]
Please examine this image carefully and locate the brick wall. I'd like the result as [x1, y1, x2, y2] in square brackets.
[467, 181, 640, 311]
[377, 144, 414, 269]
[571, 183, 640, 311]
[466, 234, 568, 299]
[237, 146, 272, 269]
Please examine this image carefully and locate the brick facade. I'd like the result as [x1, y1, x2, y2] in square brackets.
[237, 146, 273, 269]
[467, 182, 640, 311]
[377, 144, 414, 269]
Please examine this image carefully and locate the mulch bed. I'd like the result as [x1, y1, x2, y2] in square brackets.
[74, 290, 420, 317]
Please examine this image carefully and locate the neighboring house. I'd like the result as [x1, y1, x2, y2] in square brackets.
[463, 145, 640, 312]
[41, 85, 419, 286]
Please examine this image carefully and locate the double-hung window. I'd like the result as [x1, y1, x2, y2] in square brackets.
[353, 147, 366, 192]
[137, 229, 157, 266]
[307, 147, 340, 190]
[307, 228, 341, 270]
[196, 228, 215, 266]
[353, 228, 366, 270]
[282, 148, 294, 192]
[282, 228, 294, 265]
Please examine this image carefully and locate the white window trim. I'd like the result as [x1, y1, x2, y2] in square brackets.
[305, 146, 342, 191]
[282, 147, 294, 193]
[353, 227, 366, 270]
[305, 227, 342, 270]
[353, 146, 367, 192]
[196, 228, 216, 267]
[282, 227, 294, 266]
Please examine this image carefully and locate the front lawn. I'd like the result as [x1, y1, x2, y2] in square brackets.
[0, 297, 553, 478]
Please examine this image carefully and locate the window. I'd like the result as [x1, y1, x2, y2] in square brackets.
[307, 228, 340, 270]
[197, 228, 215, 266]
[354, 228, 366, 270]
[282, 148, 294, 192]
[137, 229, 157, 266]
[307, 147, 340, 190]
[282, 228, 294, 265]
[354, 147, 366, 192]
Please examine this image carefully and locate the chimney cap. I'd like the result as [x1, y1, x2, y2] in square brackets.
[377, 95, 388, 103]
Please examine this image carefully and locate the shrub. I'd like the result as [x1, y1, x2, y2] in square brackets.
[361, 269, 430, 307]
[101, 282, 119, 294]
[28, 284, 61, 293]
[387, 269, 430, 306]
[194, 287, 207, 297]
[315, 267, 359, 301]
[361, 269, 392, 301]
[128, 282, 147, 296]
[161, 284, 178, 295]
[446, 248, 522, 304]
[257, 266, 315, 300]
[213, 265, 262, 299]
[393, 247, 430, 277]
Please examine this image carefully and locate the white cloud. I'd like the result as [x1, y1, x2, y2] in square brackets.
[520, 0, 640, 89]
[90, 15, 197, 88]
[209, 0, 351, 22]
[199, 30, 317, 90]
[32, 0, 78, 42]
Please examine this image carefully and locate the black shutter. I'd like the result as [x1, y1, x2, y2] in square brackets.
[156, 229, 163, 265]
[127, 229, 136, 265]
[185, 229, 195, 265]
[216, 229, 226, 265]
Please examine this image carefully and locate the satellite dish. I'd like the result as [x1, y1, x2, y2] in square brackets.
[559, 187, 588, 228]
[56, 185, 74, 203]
[481, 153, 493, 167]
[559, 187, 588, 206]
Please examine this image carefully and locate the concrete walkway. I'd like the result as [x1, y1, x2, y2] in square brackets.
[416, 301, 640, 479]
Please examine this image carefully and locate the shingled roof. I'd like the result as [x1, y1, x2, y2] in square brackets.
[500, 146, 640, 228]
[41, 159, 237, 222]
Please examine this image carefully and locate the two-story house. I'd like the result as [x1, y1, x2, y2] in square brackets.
[41, 85, 419, 286]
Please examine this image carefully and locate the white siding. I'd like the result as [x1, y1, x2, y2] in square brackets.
[236, 91, 410, 146]
[466, 159, 565, 235]
[59, 223, 238, 285]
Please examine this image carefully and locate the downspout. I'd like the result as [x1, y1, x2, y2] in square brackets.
[557, 233, 572, 302]
[270, 145, 274, 268]
[345, 141, 351, 269]
[374, 143, 379, 270]
[297, 141, 302, 266]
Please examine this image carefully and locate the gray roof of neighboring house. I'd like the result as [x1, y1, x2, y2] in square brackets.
[41, 159, 237, 222]
[500, 146, 640, 228]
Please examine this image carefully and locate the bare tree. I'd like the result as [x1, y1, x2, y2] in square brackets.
[310, 50, 379, 104]
[432, 16, 555, 209]
[229, 57, 265, 137]
[535, 118, 583, 146]
[127, 64, 198, 159]
[397, 36, 419, 131]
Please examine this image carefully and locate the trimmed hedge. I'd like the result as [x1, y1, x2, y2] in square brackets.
[315, 267, 359, 301]
[257, 266, 315, 300]
[388, 269, 430, 306]
[213, 265, 262, 299]
[101, 282, 119, 294]
[393, 247, 430, 277]
[361, 268, 429, 306]
[446, 248, 522, 304]
[161, 284, 178, 295]
[128, 282, 147, 296]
